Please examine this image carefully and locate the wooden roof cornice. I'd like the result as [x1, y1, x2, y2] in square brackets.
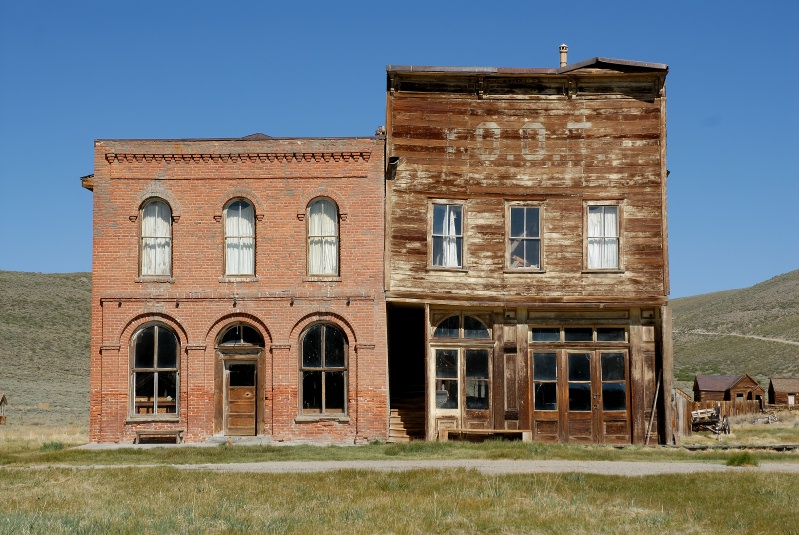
[387, 57, 668, 76]
[104, 151, 371, 164]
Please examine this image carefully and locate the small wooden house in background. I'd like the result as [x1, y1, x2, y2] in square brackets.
[0, 392, 7, 425]
[768, 378, 799, 407]
[693, 374, 764, 403]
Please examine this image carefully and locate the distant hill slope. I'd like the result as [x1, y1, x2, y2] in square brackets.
[672, 269, 799, 388]
[0, 269, 796, 425]
[0, 271, 91, 425]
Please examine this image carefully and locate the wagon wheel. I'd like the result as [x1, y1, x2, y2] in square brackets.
[722, 416, 730, 435]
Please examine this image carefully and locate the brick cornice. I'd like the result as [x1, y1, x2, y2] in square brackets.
[105, 151, 371, 164]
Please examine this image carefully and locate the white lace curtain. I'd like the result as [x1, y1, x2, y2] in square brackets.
[141, 200, 172, 275]
[225, 200, 255, 275]
[433, 204, 462, 268]
[308, 198, 338, 275]
[587, 205, 619, 269]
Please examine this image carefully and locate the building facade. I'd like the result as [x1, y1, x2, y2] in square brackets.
[84, 136, 387, 443]
[384, 56, 673, 445]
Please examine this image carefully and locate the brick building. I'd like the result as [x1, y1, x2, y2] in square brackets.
[83, 135, 387, 443]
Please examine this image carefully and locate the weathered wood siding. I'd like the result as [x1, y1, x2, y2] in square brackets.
[386, 72, 668, 303]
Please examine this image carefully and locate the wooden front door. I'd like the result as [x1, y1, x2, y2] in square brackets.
[224, 362, 257, 436]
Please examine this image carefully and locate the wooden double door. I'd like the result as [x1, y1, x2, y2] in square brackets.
[530, 349, 630, 444]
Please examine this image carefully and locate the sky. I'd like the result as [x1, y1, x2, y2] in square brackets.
[1, 1, 797, 298]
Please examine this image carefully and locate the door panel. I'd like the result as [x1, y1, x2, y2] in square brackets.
[224, 362, 256, 436]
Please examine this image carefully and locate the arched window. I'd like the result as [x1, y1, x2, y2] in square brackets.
[131, 323, 179, 416]
[433, 315, 490, 339]
[307, 198, 339, 276]
[140, 199, 172, 276]
[300, 323, 347, 414]
[224, 199, 255, 276]
[218, 323, 264, 347]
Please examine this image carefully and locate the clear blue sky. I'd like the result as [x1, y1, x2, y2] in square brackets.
[1, 1, 797, 298]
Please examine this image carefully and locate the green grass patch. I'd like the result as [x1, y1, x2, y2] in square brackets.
[726, 451, 759, 467]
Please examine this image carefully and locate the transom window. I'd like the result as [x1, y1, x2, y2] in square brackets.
[530, 326, 627, 343]
[587, 205, 619, 269]
[433, 314, 490, 339]
[131, 324, 179, 416]
[219, 324, 263, 347]
[140, 199, 172, 276]
[224, 199, 255, 276]
[307, 198, 339, 276]
[508, 206, 541, 269]
[300, 323, 347, 414]
[432, 203, 463, 268]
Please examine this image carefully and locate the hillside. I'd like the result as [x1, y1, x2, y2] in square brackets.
[0, 271, 91, 426]
[672, 269, 799, 389]
[0, 269, 797, 426]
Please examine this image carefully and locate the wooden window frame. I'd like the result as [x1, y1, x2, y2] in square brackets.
[428, 200, 467, 271]
[299, 323, 348, 416]
[139, 198, 173, 278]
[505, 202, 544, 272]
[306, 197, 340, 277]
[129, 323, 180, 421]
[223, 198, 256, 277]
[583, 200, 624, 272]
[530, 326, 628, 344]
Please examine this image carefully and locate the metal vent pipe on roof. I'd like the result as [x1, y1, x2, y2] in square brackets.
[559, 44, 568, 67]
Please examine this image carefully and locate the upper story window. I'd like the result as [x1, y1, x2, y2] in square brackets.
[586, 204, 620, 269]
[508, 205, 541, 270]
[224, 199, 255, 276]
[131, 323, 179, 417]
[140, 199, 172, 276]
[307, 198, 339, 276]
[431, 203, 463, 268]
[300, 323, 348, 415]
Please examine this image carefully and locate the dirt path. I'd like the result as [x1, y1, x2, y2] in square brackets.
[10, 459, 799, 476]
[674, 329, 799, 347]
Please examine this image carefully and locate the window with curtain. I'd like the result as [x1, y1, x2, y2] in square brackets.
[587, 205, 619, 269]
[225, 199, 255, 275]
[300, 323, 347, 414]
[140, 199, 172, 276]
[307, 198, 339, 275]
[432, 203, 463, 268]
[508, 206, 541, 269]
[131, 323, 179, 416]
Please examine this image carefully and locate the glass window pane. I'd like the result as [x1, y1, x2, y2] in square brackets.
[601, 353, 626, 381]
[465, 349, 489, 379]
[450, 206, 462, 235]
[158, 372, 177, 414]
[564, 328, 593, 342]
[302, 371, 322, 412]
[596, 328, 626, 342]
[241, 326, 263, 346]
[134, 372, 154, 402]
[525, 239, 541, 268]
[435, 380, 458, 409]
[534, 382, 557, 411]
[526, 208, 540, 238]
[568, 353, 591, 381]
[509, 238, 526, 268]
[532, 328, 560, 342]
[325, 372, 345, 412]
[432, 236, 444, 266]
[228, 364, 256, 387]
[435, 349, 458, 379]
[533, 353, 557, 381]
[156, 327, 177, 368]
[433, 204, 446, 235]
[463, 316, 489, 339]
[568, 383, 592, 411]
[602, 383, 626, 411]
[433, 316, 459, 338]
[465, 379, 489, 409]
[134, 327, 155, 368]
[510, 207, 525, 238]
[324, 326, 346, 368]
[302, 325, 322, 368]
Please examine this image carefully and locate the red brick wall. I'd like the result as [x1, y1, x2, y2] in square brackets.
[89, 137, 387, 443]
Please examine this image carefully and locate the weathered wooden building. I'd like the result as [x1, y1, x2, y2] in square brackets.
[693, 374, 765, 403]
[768, 377, 799, 406]
[384, 51, 672, 444]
